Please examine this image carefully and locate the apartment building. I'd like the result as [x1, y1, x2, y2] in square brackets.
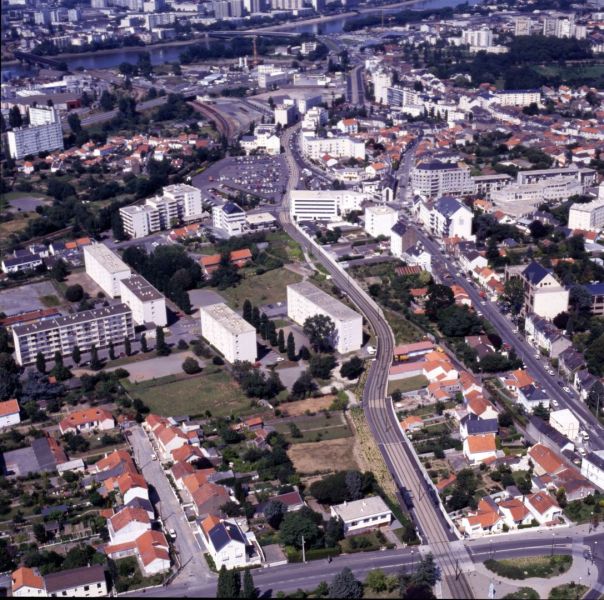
[516, 165, 596, 188]
[12, 304, 134, 365]
[289, 190, 367, 221]
[568, 197, 604, 231]
[120, 184, 203, 239]
[493, 89, 541, 107]
[418, 196, 474, 240]
[372, 70, 392, 104]
[585, 283, 604, 316]
[364, 205, 398, 238]
[287, 281, 362, 354]
[212, 202, 247, 237]
[7, 106, 64, 160]
[199, 302, 257, 364]
[240, 125, 281, 155]
[301, 134, 365, 160]
[410, 160, 474, 198]
[119, 274, 167, 326]
[83, 244, 132, 298]
[390, 221, 419, 258]
[581, 450, 604, 490]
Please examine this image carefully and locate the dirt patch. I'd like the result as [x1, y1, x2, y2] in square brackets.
[66, 270, 104, 298]
[279, 395, 335, 417]
[287, 437, 359, 474]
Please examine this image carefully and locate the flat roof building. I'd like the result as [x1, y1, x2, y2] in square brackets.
[119, 275, 167, 327]
[200, 302, 257, 364]
[287, 281, 362, 354]
[12, 304, 134, 365]
[330, 496, 392, 534]
[83, 244, 131, 298]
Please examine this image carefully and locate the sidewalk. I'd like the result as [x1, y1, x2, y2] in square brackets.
[468, 548, 598, 599]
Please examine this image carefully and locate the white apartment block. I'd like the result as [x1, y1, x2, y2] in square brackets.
[493, 90, 541, 107]
[287, 281, 362, 354]
[119, 184, 203, 239]
[199, 303, 257, 364]
[289, 190, 367, 221]
[462, 27, 494, 48]
[119, 274, 167, 327]
[568, 198, 604, 231]
[410, 161, 475, 198]
[301, 134, 365, 161]
[12, 304, 134, 365]
[372, 70, 392, 105]
[302, 107, 328, 130]
[418, 196, 474, 240]
[7, 106, 64, 160]
[212, 202, 247, 237]
[517, 165, 595, 188]
[120, 205, 161, 239]
[581, 451, 604, 490]
[84, 244, 132, 298]
[274, 103, 298, 127]
[364, 205, 398, 238]
[240, 125, 281, 155]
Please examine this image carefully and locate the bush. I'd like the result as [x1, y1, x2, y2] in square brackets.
[213, 356, 225, 365]
[182, 357, 201, 375]
[65, 284, 84, 302]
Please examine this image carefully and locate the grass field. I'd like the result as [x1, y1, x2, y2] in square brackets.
[549, 584, 588, 600]
[484, 555, 572, 580]
[122, 368, 258, 418]
[273, 412, 352, 444]
[288, 437, 359, 474]
[278, 395, 335, 417]
[387, 375, 429, 395]
[40, 294, 61, 307]
[217, 267, 302, 310]
[535, 63, 604, 86]
[384, 308, 423, 344]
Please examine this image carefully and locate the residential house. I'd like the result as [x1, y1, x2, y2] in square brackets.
[117, 472, 149, 505]
[330, 496, 393, 534]
[459, 497, 504, 537]
[12, 565, 109, 598]
[525, 492, 562, 525]
[192, 482, 231, 518]
[526, 416, 575, 454]
[155, 425, 188, 461]
[59, 407, 115, 435]
[581, 450, 604, 490]
[260, 490, 306, 515]
[498, 498, 532, 529]
[460, 250, 488, 273]
[0, 399, 21, 428]
[107, 507, 151, 544]
[459, 413, 498, 440]
[466, 391, 499, 420]
[528, 444, 566, 477]
[400, 415, 424, 433]
[517, 384, 550, 414]
[524, 314, 572, 358]
[463, 433, 498, 464]
[558, 347, 585, 379]
[549, 409, 580, 441]
[105, 530, 170, 577]
[574, 369, 600, 401]
[11, 567, 45, 597]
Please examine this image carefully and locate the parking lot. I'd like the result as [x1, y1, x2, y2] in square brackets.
[192, 155, 288, 205]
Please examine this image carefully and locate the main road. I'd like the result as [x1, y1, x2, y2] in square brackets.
[280, 125, 475, 599]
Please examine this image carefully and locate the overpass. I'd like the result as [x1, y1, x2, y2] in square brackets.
[209, 29, 300, 39]
[13, 50, 64, 69]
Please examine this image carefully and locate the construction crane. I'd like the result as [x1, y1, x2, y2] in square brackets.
[249, 35, 263, 68]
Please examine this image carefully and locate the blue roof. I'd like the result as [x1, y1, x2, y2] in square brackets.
[209, 522, 246, 552]
[462, 414, 499, 435]
[435, 196, 464, 218]
[391, 221, 407, 236]
[585, 283, 604, 295]
[522, 261, 551, 285]
[223, 202, 243, 215]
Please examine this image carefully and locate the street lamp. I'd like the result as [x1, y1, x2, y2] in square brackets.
[551, 533, 555, 557]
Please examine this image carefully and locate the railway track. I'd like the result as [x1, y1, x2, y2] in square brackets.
[189, 100, 237, 140]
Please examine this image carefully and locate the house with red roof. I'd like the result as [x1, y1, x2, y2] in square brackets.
[59, 407, 115, 435]
[0, 399, 20, 428]
[104, 530, 170, 577]
[107, 507, 151, 545]
[524, 492, 562, 525]
[11, 566, 45, 597]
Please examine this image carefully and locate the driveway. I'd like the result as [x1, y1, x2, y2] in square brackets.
[127, 425, 213, 587]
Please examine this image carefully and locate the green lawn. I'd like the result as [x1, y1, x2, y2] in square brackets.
[273, 413, 352, 444]
[485, 555, 572, 580]
[216, 267, 302, 310]
[564, 498, 599, 524]
[384, 308, 423, 344]
[502, 588, 540, 600]
[388, 375, 429, 395]
[549, 584, 588, 600]
[122, 368, 258, 418]
[40, 294, 61, 307]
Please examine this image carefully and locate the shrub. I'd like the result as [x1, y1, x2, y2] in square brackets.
[65, 284, 84, 302]
[182, 357, 201, 375]
[213, 356, 225, 365]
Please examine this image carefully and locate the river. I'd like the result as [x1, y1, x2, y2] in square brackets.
[2, 0, 480, 80]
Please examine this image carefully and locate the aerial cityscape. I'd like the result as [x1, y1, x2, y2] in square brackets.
[0, 0, 603, 597]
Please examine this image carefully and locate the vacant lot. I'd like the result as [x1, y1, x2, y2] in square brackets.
[216, 267, 302, 310]
[384, 308, 423, 344]
[288, 437, 359, 474]
[279, 395, 335, 417]
[123, 368, 259, 418]
[273, 412, 352, 444]
[387, 375, 429, 395]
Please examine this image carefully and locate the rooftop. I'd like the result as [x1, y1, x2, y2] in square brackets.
[288, 281, 361, 323]
[84, 244, 131, 274]
[200, 303, 256, 336]
[331, 495, 391, 522]
[120, 274, 164, 302]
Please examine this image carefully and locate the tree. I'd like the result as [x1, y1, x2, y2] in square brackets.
[252, 306, 261, 331]
[299, 345, 311, 360]
[0, 353, 21, 401]
[90, 345, 102, 370]
[365, 569, 388, 593]
[412, 553, 438, 587]
[111, 211, 126, 241]
[140, 333, 148, 353]
[36, 352, 46, 374]
[345, 470, 363, 500]
[264, 500, 287, 529]
[556, 487, 567, 509]
[329, 567, 363, 599]
[533, 403, 549, 420]
[72, 345, 81, 365]
[124, 336, 131, 356]
[517, 473, 532, 495]
[291, 371, 317, 399]
[50, 259, 68, 282]
[51, 351, 71, 381]
[182, 357, 201, 374]
[242, 569, 257, 599]
[259, 313, 269, 340]
[99, 90, 115, 111]
[243, 299, 253, 324]
[268, 320, 278, 346]
[65, 284, 84, 302]
[155, 326, 170, 356]
[278, 329, 286, 353]
[67, 113, 82, 133]
[304, 315, 337, 352]
[289, 422, 303, 438]
[108, 341, 116, 361]
[217, 566, 240, 598]
[324, 516, 344, 548]
[287, 332, 296, 361]
[8, 105, 22, 128]
[425, 284, 454, 320]
[340, 356, 364, 380]
[33, 522, 48, 544]
[309, 353, 337, 379]
[279, 511, 321, 548]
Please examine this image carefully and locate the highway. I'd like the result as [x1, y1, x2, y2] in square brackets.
[280, 124, 475, 599]
[348, 64, 365, 105]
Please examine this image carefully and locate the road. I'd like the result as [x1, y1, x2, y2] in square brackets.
[348, 64, 365, 105]
[280, 125, 475, 599]
[127, 425, 212, 589]
[401, 214, 604, 451]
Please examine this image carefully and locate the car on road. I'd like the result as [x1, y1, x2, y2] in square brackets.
[151, 453, 157, 461]
[275, 357, 285, 362]
[366, 345, 376, 355]
[169, 528, 176, 539]
[581, 430, 590, 440]
[552, 399, 559, 408]
[534, 353, 540, 359]
[563, 386, 572, 394]
[578, 448, 587, 456]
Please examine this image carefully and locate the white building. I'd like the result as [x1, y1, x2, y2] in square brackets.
[163, 183, 204, 221]
[274, 102, 298, 127]
[568, 198, 604, 231]
[287, 281, 362, 354]
[549, 408, 580, 440]
[83, 244, 132, 298]
[212, 202, 247, 237]
[199, 302, 257, 364]
[410, 161, 475, 198]
[0, 399, 20, 429]
[364, 205, 398, 238]
[240, 125, 281, 155]
[418, 196, 474, 241]
[302, 106, 328, 130]
[290, 190, 367, 221]
[119, 205, 161, 239]
[12, 304, 134, 365]
[301, 135, 365, 160]
[517, 262, 569, 320]
[201, 516, 262, 570]
[330, 496, 392, 533]
[372, 70, 392, 105]
[581, 450, 604, 490]
[494, 90, 541, 107]
[12, 565, 108, 599]
[7, 106, 64, 160]
[119, 274, 167, 326]
[462, 27, 494, 48]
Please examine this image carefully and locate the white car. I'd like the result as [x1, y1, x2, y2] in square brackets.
[563, 386, 572, 394]
[151, 453, 157, 461]
[579, 448, 587, 456]
[169, 528, 176, 539]
[275, 356, 285, 362]
[552, 399, 559, 408]
[366, 345, 376, 355]
[534, 353, 540, 359]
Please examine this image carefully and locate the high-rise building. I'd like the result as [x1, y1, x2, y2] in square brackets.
[514, 16, 532, 36]
[372, 70, 392, 105]
[7, 106, 63, 160]
[83, 244, 132, 298]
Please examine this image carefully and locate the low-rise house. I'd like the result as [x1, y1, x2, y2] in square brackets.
[459, 413, 498, 440]
[11, 567, 45, 597]
[527, 417, 575, 454]
[466, 391, 499, 420]
[498, 498, 532, 528]
[524, 492, 562, 525]
[573, 369, 599, 401]
[155, 425, 188, 461]
[581, 450, 604, 490]
[13, 565, 108, 598]
[107, 507, 151, 544]
[463, 433, 498, 464]
[330, 496, 393, 534]
[400, 415, 424, 433]
[517, 384, 550, 414]
[528, 444, 566, 478]
[558, 347, 585, 378]
[263, 490, 306, 513]
[105, 530, 170, 577]
[117, 472, 149, 505]
[59, 407, 115, 435]
[459, 497, 504, 537]
[192, 482, 231, 518]
[524, 314, 572, 358]
[393, 341, 434, 362]
[0, 399, 20, 428]
[200, 515, 262, 570]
